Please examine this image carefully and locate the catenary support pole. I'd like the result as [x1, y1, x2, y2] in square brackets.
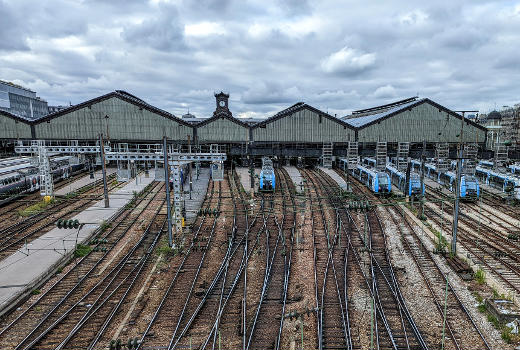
[419, 140, 426, 217]
[452, 145, 463, 254]
[99, 134, 109, 208]
[163, 136, 173, 247]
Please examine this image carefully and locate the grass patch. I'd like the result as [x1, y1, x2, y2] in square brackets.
[31, 289, 41, 295]
[64, 192, 78, 200]
[488, 314, 500, 328]
[502, 327, 514, 343]
[100, 220, 111, 233]
[478, 303, 487, 313]
[124, 184, 153, 210]
[479, 300, 520, 344]
[423, 221, 448, 253]
[74, 244, 92, 258]
[19, 198, 56, 217]
[474, 268, 486, 284]
[473, 291, 484, 304]
[156, 238, 173, 256]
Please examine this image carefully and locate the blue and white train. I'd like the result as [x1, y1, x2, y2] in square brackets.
[351, 164, 391, 194]
[385, 164, 424, 197]
[259, 157, 275, 192]
[508, 163, 520, 174]
[475, 166, 520, 200]
[362, 157, 377, 168]
[410, 160, 480, 200]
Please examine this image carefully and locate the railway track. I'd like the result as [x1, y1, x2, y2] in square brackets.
[301, 169, 348, 350]
[424, 187, 520, 295]
[387, 205, 491, 350]
[0, 172, 116, 232]
[336, 169, 492, 349]
[0, 173, 121, 261]
[245, 168, 295, 350]
[0, 181, 164, 349]
[481, 188, 520, 220]
[425, 185, 519, 238]
[185, 170, 259, 349]
[328, 169, 428, 350]
[136, 178, 221, 349]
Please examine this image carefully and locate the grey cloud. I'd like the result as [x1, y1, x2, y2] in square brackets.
[183, 0, 233, 16]
[277, 0, 312, 16]
[121, 5, 185, 51]
[436, 26, 489, 50]
[1, 0, 519, 116]
[0, 1, 29, 51]
[242, 82, 301, 104]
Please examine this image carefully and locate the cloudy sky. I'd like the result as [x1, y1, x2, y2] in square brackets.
[1, 0, 519, 119]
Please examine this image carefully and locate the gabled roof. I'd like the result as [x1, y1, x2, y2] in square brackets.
[0, 110, 34, 124]
[351, 97, 418, 115]
[343, 98, 487, 131]
[343, 99, 424, 128]
[252, 102, 354, 130]
[34, 90, 192, 127]
[195, 111, 250, 129]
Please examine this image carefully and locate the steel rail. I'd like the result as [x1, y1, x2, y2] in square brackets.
[198, 169, 254, 350]
[166, 181, 224, 348]
[15, 195, 167, 350]
[185, 171, 263, 350]
[135, 180, 218, 349]
[0, 181, 161, 342]
[245, 169, 290, 350]
[302, 169, 348, 350]
[392, 204, 491, 350]
[59, 220, 166, 350]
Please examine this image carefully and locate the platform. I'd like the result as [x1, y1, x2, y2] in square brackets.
[424, 177, 453, 197]
[0, 174, 155, 313]
[54, 167, 117, 196]
[283, 166, 304, 193]
[236, 167, 259, 192]
[480, 182, 508, 199]
[319, 167, 348, 191]
[183, 168, 210, 221]
[391, 184, 405, 197]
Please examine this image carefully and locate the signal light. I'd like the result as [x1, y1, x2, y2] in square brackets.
[56, 219, 81, 229]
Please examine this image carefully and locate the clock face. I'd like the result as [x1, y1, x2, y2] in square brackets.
[219, 100, 226, 107]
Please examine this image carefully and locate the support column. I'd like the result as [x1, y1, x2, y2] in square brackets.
[163, 137, 173, 248]
[171, 163, 184, 244]
[452, 146, 463, 254]
[99, 134, 109, 208]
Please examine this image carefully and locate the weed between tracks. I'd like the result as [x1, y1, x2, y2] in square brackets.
[156, 238, 173, 256]
[100, 220, 111, 233]
[473, 290, 519, 344]
[18, 198, 56, 216]
[474, 268, 486, 284]
[74, 244, 92, 258]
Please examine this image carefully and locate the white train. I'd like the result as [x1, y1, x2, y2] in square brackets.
[0, 156, 85, 204]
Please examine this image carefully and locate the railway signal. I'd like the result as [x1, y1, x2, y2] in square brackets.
[56, 219, 80, 229]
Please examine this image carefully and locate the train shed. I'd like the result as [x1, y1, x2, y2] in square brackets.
[251, 102, 355, 158]
[32, 90, 192, 142]
[344, 97, 486, 143]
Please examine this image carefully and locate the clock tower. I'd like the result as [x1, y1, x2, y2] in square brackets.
[214, 91, 231, 117]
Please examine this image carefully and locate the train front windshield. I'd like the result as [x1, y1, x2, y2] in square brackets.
[465, 176, 478, 189]
[378, 173, 389, 192]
